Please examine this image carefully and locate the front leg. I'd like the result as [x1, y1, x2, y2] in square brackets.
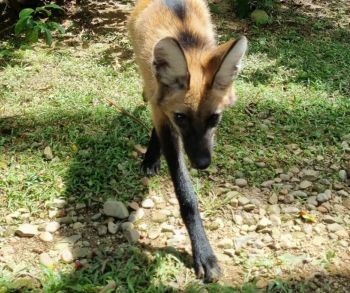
[158, 123, 221, 283]
[142, 128, 161, 176]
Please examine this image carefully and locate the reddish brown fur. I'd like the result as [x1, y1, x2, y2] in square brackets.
[128, 0, 238, 131]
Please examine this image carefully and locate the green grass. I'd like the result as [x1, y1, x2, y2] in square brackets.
[1, 1, 350, 292]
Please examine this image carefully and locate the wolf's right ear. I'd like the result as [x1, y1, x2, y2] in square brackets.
[153, 37, 189, 90]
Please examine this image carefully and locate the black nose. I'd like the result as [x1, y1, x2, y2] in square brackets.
[192, 156, 211, 170]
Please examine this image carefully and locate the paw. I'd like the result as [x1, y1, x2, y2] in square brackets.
[141, 158, 160, 176]
[194, 253, 222, 283]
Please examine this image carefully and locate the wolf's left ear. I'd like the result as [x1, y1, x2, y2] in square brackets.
[209, 36, 247, 90]
[153, 37, 189, 91]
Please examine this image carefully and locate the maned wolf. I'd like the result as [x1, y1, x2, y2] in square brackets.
[128, 0, 247, 282]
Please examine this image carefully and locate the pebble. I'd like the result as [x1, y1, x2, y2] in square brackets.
[256, 217, 272, 230]
[317, 190, 332, 203]
[339, 170, 347, 182]
[121, 222, 134, 231]
[39, 253, 54, 267]
[43, 146, 54, 160]
[141, 198, 154, 209]
[75, 203, 86, 210]
[261, 180, 274, 188]
[282, 206, 299, 214]
[343, 198, 350, 209]
[218, 238, 234, 249]
[58, 216, 76, 224]
[234, 235, 255, 249]
[124, 229, 140, 243]
[290, 190, 308, 198]
[299, 180, 312, 189]
[108, 222, 119, 234]
[91, 213, 102, 221]
[327, 223, 344, 232]
[233, 214, 243, 225]
[306, 196, 318, 207]
[301, 169, 319, 181]
[269, 215, 281, 226]
[267, 205, 280, 215]
[323, 215, 337, 224]
[45, 221, 60, 233]
[97, 225, 107, 236]
[338, 190, 349, 197]
[235, 178, 248, 187]
[268, 194, 278, 204]
[39, 232, 53, 242]
[223, 249, 235, 257]
[284, 194, 295, 204]
[52, 198, 67, 208]
[61, 249, 74, 263]
[151, 213, 167, 223]
[243, 204, 255, 211]
[73, 247, 92, 258]
[161, 224, 175, 233]
[148, 228, 161, 240]
[15, 224, 38, 237]
[103, 200, 129, 219]
[72, 222, 84, 230]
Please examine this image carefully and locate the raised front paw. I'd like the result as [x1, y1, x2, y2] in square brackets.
[193, 252, 222, 283]
[141, 158, 160, 176]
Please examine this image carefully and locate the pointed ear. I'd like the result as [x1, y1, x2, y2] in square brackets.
[153, 37, 189, 90]
[209, 36, 247, 90]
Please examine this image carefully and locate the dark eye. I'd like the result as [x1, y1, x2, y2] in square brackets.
[174, 113, 187, 126]
[207, 113, 220, 128]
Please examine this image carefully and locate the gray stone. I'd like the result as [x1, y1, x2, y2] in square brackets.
[301, 169, 319, 181]
[75, 203, 86, 210]
[124, 229, 140, 243]
[299, 180, 312, 190]
[267, 205, 280, 215]
[256, 217, 272, 230]
[343, 198, 350, 209]
[235, 178, 248, 187]
[15, 224, 38, 237]
[243, 204, 255, 211]
[45, 221, 60, 233]
[269, 215, 281, 226]
[339, 170, 347, 182]
[107, 222, 119, 234]
[151, 212, 167, 223]
[103, 200, 129, 219]
[58, 234, 81, 244]
[39, 253, 54, 267]
[268, 194, 278, 205]
[284, 194, 295, 204]
[73, 247, 92, 258]
[61, 249, 74, 263]
[218, 238, 234, 249]
[44, 146, 54, 160]
[338, 190, 349, 197]
[234, 235, 256, 249]
[72, 222, 84, 230]
[317, 191, 332, 203]
[141, 198, 154, 209]
[282, 206, 299, 214]
[91, 213, 102, 221]
[148, 228, 161, 240]
[306, 196, 318, 206]
[327, 223, 344, 232]
[261, 180, 274, 188]
[97, 225, 107, 236]
[52, 198, 67, 208]
[290, 190, 308, 198]
[233, 214, 243, 225]
[39, 232, 53, 242]
[323, 215, 337, 224]
[121, 222, 134, 231]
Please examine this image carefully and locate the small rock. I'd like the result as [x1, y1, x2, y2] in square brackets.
[39, 253, 54, 267]
[43, 146, 54, 160]
[134, 144, 146, 155]
[269, 215, 281, 226]
[107, 222, 119, 234]
[338, 190, 349, 197]
[161, 224, 175, 233]
[343, 198, 350, 209]
[301, 169, 319, 181]
[233, 214, 243, 225]
[261, 180, 274, 188]
[335, 229, 348, 239]
[75, 203, 86, 210]
[73, 247, 92, 258]
[91, 213, 102, 221]
[256, 279, 269, 289]
[97, 225, 107, 236]
[121, 222, 134, 231]
[290, 190, 308, 198]
[223, 249, 235, 257]
[284, 194, 295, 204]
[124, 229, 140, 243]
[339, 170, 347, 182]
[317, 190, 332, 203]
[306, 196, 318, 207]
[327, 223, 344, 232]
[299, 180, 312, 189]
[238, 196, 250, 206]
[39, 232, 53, 242]
[235, 178, 248, 187]
[256, 217, 272, 230]
[45, 221, 60, 233]
[268, 194, 278, 205]
[15, 224, 38, 237]
[243, 204, 255, 211]
[323, 215, 337, 224]
[267, 205, 280, 215]
[72, 222, 84, 230]
[282, 207, 299, 214]
[58, 216, 76, 224]
[218, 238, 234, 249]
[52, 198, 67, 208]
[61, 249, 74, 263]
[148, 228, 161, 240]
[151, 213, 167, 223]
[58, 234, 81, 244]
[128, 202, 139, 210]
[234, 235, 255, 249]
[141, 198, 154, 209]
[103, 200, 129, 219]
